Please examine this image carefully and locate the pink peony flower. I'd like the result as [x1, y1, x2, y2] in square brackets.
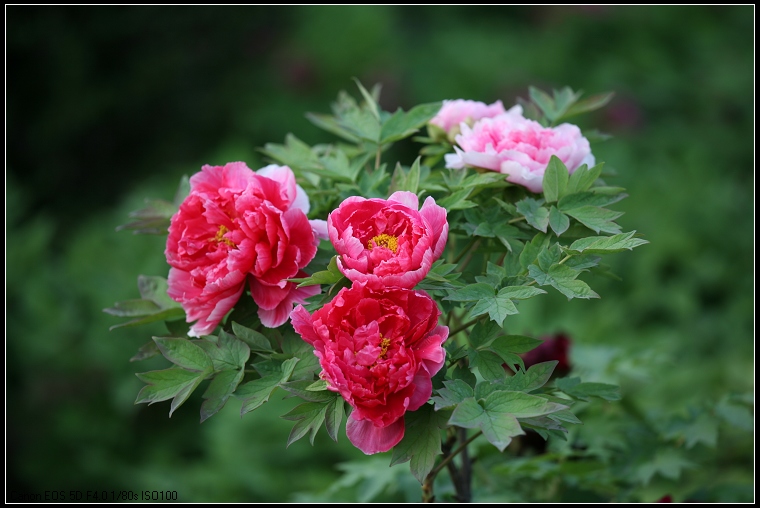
[445, 105, 595, 193]
[166, 162, 322, 336]
[429, 99, 507, 134]
[291, 283, 448, 454]
[327, 191, 448, 290]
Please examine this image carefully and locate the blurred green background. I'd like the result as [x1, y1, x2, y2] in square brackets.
[7, 6, 753, 502]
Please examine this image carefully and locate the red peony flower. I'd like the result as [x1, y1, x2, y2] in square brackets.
[327, 191, 448, 290]
[291, 282, 448, 454]
[166, 162, 323, 336]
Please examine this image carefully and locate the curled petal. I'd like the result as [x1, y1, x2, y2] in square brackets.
[346, 414, 405, 455]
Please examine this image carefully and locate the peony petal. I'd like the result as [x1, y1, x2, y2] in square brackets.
[387, 191, 419, 210]
[407, 370, 433, 412]
[309, 219, 328, 241]
[258, 279, 319, 328]
[346, 414, 405, 455]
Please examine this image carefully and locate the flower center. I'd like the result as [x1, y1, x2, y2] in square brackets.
[214, 225, 236, 248]
[379, 336, 391, 359]
[368, 234, 398, 253]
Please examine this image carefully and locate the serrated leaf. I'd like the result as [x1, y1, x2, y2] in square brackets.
[231, 321, 273, 352]
[431, 379, 475, 410]
[566, 162, 604, 194]
[516, 198, 549, 233]
[390, 404, 448, 483]
[519, 232, 549, 270]
[138, 275, 180, 309]
[339, 107, 381, 143]
[285, 402, 328, 447]
[543, 156, 569, 203]
[562, 91, 615, 120]
[564, 206, 623, 234]
[130, 341, 161, 362]
[484, 390, 567, 418]
[324, 397, 345, 442]
[153, 337, 213, 372]
[566, 231, 649, 254]
[557, 190, 625, 211]
[200, 369, 244, 422]
[497, 286, 547, 301]
[281, 380, 337, 402]
[470, 350, 507, 382]
[380, 102, 442, 144]
[555, 377, 619, 401]
[450, 397, 524, 452]
[196, 330, 251, 371]
[537, 243, 562, 272]
[503, 361, 558, 392]
[633, 449, 694, 485]
[238, 357, 299, 415]
[468, 293, 519, 327]
[445, 283, 495, 302]
[491, 335, 544, 354]
[103, 299, 162, 317]
[135, 367, 210, 417]
[549, 206, 570, 236]
[528, 264, 600, 300]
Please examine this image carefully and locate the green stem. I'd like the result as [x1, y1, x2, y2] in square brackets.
[430, 430, 482, 478]
[375, 145, 382, 170]
[558, 254, 572, 265]
[508, 216, 526, 224]
[450, 318, 479, 337]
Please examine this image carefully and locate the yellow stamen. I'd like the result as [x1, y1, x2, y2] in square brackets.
[368, 233, 398, 253]
[214, 225, 236, 248]
[379, 337, 391, 359]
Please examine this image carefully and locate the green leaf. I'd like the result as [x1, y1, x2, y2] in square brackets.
[529, 87, 556, 121]
[138, 275, 181, 309]
[469, 350, 507, 382]
[484, 390, 567, 418]
[103, 299, 161, 317]
[542, 156, 569, 203]
[566, 162, 604, 194]
[305, 112, 361, 143]
[231, 321, 274, 352]
[491, 335, 544, 354]
[497, 286, 547, 301]
[557, 189, 624, 211]
[519, 232, 549, 270]
[437, 188, 476, 211]
[555, 377, 620, 401]
[564, 206, 623, 234]
[130, 341, 161, 362]
[633, 449, 694, 485]
[108, 307, 186, 331]
[284, 402, 328, 447]
[566, 231, 649, 254]
[196, 330, 251, 371]
[390, 404, 448, 483]
[200, 369, 244, 423]
[260, 134, 322, 173]
[135, 367, 210, 417]
[549, 206, 570, 237]
[503, 361, 558, 392]
[445, 283, 495, 302]
[116, 198, 176, 235]
[380, 102, 442, 144]
[548, 408, 582, 425]
[468, 292, 519, 327]
[431, 379, 475, 410]
[537, 243, 562, 272]
[353, 78, 381, 120]
[324, 397, 345, 442]
[449, 397, 524, 452]
[528, 264, 600, 300]
[516, 198, 549, 233]
[467, 319, 502, 349]
[238, 357, 299, 415]
[562, 92, 615, 120]
[306, 379, 329, 391]
[153, 337, 213, 372]
[291, 256, 344, 287]
[280, 380, 336, 403]
[339, 107, 381, 143]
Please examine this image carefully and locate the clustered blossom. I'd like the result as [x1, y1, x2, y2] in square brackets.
[292, 191, 450, 454]
[429, 99, 506, 134]
[165, 162, 324, 336]
[444, 104, 595, 193]
[292, 283, 448, 454]
[327, 191, 448, 290]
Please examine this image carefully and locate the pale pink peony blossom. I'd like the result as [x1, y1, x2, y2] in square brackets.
[429, 99, 507, 134]
[445, 105, 595, 193]
[327, 191, 448, 290]
[291, 283, 448, 454]
[166, 162, 320, 336]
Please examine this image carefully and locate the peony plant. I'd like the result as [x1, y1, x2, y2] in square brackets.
[106, 83, 646, 502]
